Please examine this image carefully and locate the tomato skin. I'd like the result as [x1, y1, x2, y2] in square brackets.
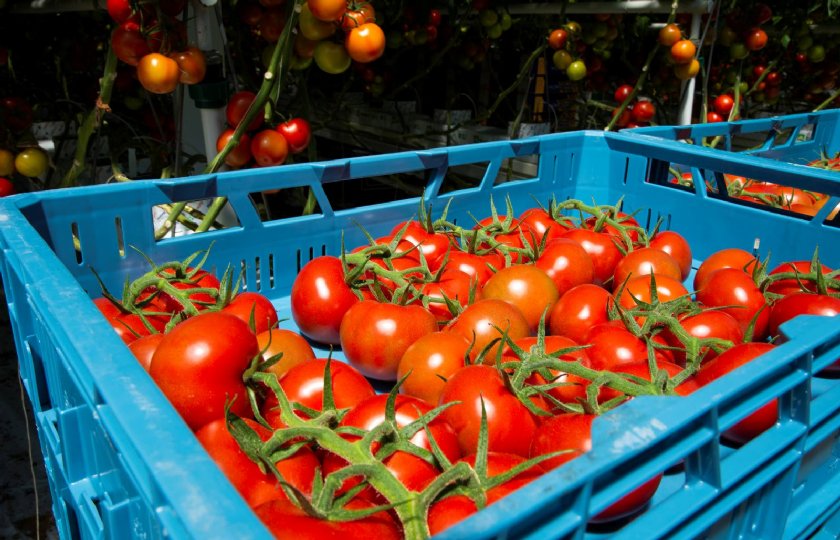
[392, 220, 452, 268]
[766, 260, 835, 296]
[482, 265, 559, 333]
[149, 312, 257, 430]
[662, 310, 744, 365]
[631, 100, 656, 123]
[618, 274, 689, 310]
[111, 21, 152, 66]
[170, 46, 206, 84]
[585, 323, 649, 370]
[561, 228, 623, 286]
[658, 23, 682, 46]
[250, 129, 289, 167]
[446, 299, 530, 363]
[612, 247, 682, 292]
[548, 283, 612, 344]
[107, 0, 135, 23]
[216, 129, 252, 168]
[694, 248, 758, 291]
[519, 207, 569, 244]
[128, 333, 165, 371]
[137, 53, 180, 94]
[614, 84, 634, 104]
[255, 328, 315, 378]
[313, 40, 352, 74]
[713, 94, 735, 116]
[535, 238, 595, 297]
[226, 91, 264, 132]
[416, 268, 480, 323]
[276, 118, 311, 154]
[339, 301, 437, 380]
[307, 0, 347, 21]
[530, 414, 662, 523]
[346, 22, 386, 63]
[397, 332, 469, 404]
[695, 268, 769, 339]
[696, 343, 777, 444]
[767, 293, 840, 338]
[649, 230, 693, 281]
[670, 39, 697, 64]
[254, 498, 402, 540]
[548, 28, 569, 50]
[502, 335, 591, 406]
[434, 250, 504, 286]
[222, 291, 278, 334]
[440, 364, 537, 457]
[196, 418, 318, 508]
[291, 256, 359, 345]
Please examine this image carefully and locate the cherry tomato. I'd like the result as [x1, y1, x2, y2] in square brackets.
[150, 312, 257, 430]
[128, 333, 165, 371]
[612, 247, 682, 292]
[258, 7, 287, 43]
[562, 228, 623, 286]
[254, 498, 401, 539]
[13, 148, 49, 178]
[548, 283, 612, 343]
[216, 129, 252, 168]
[111, 21, 152, 66]
[534, 238, 595, 297]
[226, 91, 264, 132]
[566, 60, 587, 81]
[137, 53, 180, 94]
[614, 84, 634, 104]
[397, 332, 469, 404]
[745, 27, 768, 51]
[618, 274, 689, 310]
[416, 268, 480, 323]
[446, 299, 530, 364]
[502, 335, 592, 406]
[482, 265, 559, 333]
[291, 256, 359, 345]
[649, 230, 693, 281]
[435, 250, 504, 286]
[713, 94, 735, 117]
[658, 23, 682, 46]
[222, 291, 278, 334]
[518, 207, 570, 244]
[695, 268, 769, 339]
[107, 0, 136, 23]
[693, 248, 757, 291]
[307, 0, 346, 21]
[440, 364, 538, 457]
[696, 343, 777, 444]
[255, 327, 315, 378]
[662, 310, 744, 365]
[276, 118, 312, 154]
[251, 129, 289, 167]
[0, 177, 14, 197]
[530, 413, 662, 522]
[766, 260, 835, 296]
[313, 40, 352, 74]
[767, 292, 840, 338]
[548, 28, 568, 50]
[339, 300, 437, 380]
[346, 22, 386, 63]
[670, 39, 696, 64]
[341, 2, 376, 31]
[631, 100, 656, 123]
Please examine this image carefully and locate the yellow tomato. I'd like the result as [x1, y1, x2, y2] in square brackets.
[0, 148, 14, 176]
[14, 147, 49, 178]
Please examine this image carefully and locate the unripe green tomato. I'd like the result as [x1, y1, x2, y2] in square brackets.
[290, 55, 313, 71]
[797, 35, 814, 51]
[313, 41, 351, 74]
[479, 9, 498, 27]
[718, 26, 736, 47]
[753, 91, 766, 103]
[725, 70, 738, 85]
[552, 49, 573, 70]
[487, 23, 502, 39]
[566, 59, 587, 81]
[564, 21, 582, 37]
[600, 49, 611, 60]
[738, 81, 749, 94]
[499, 12, 512, 30]
[592, 22, 608, 38]
[808, 44, 826, 63]
[730, 42, 749, 60]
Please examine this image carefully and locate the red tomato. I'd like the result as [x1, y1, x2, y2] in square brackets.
[149, 312, 257, 430]
[648, 230, 693, 281]
[107, 0, 135, 22]
[254, 498, 401, 539]
[614, 84, 634, 104]
[519, 207, 570, 244]
[440, 364, 538, 456]
[276, 118, 312, 154]
[631, 100, 656, 123]
[502, 335, 592, 406]
[583, 211, 641, 245]
[0, 177, 14, 197]
[535, 238, 596, 297]
[222, 291, 278, 334]
[435, 250, 504, 286]
[661, 310, 744, 365]
[713, 94, 735, 117]
[695, 268, 769, 339]
[561, 228, 623, 286]
[255, 327, 315, 378]
[482, 265, 559, 333]
[696, 343, 777, 444]
[547, 283, 612, 343]
[250, 129, 289, 167]
[111, 21, 152, 66]
[767, 293, 840, 337]
[290, 256, 359, 345]
[340, 301, 437, 380]
[128, 333, 164, 371]
[216, 129, 252, 168]
[226, 91, 263, 132]
[766, 260, 835, 296]
[195, 418, 318, 508]
[341, 2, 376, 31]
[585, 323, 649, 370]
[416, 268, 480, 323]
[612, 247, 683, 292]
[548, 28, 569, 50]
[446, 299, 530, 363]
[263, 359, 375, 425]
[109, 311, 168, 345]
[693, 248, 758, 291]
[392, 220, 452, 268]
[142, 267, 221, 314]
[617, 274, 689, 310]
[745, 27, 768, 51]
[307, 0, 347, 21]
[670, 39, 697, 64]
[170, 46, 206, 85]
[530, 414, 663, 522]
[258, 7, 287, 43]
[397, 332, 469, 404]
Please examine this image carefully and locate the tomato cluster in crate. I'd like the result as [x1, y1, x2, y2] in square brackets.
[93, 197, 840, 539]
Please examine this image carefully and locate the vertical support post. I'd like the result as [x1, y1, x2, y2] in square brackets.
[677, 14, 702, 125]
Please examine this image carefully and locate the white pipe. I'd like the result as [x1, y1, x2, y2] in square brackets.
[677, 14, 702, 125]
[508, 1, 713, 15]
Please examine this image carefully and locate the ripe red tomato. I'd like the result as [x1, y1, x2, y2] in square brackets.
[767, 293, 840, 337]
[226, 91, 264, 132]
[745, 27, 768, 51]
[221, 291, 278, 334]
[707, 111, 724, 123]
[339, 300, 437, 380]
[0, 177, 13, 197]
[170, 46, 207, 85]
[291, 256, 359, 345]
[766, 260, 835, 296]
[648, 230, 693, 280]
[534, 238, 595, 297]
[713, 94, 735, 117]
[250, 129, 289, 167]
[695, 268, 769, 339]
[276, 118, 312, 154]
[416, 268, 480, 323]
[196, 418, 318, 508]
[107, 0, 136, 23]
[254, 498, 401, 539]
[149, 312, 257, 430]
[612, 247, 683, 292]
[346, 22, 386, 63]
[548, 283, 612, 343]
[617, 274, 689, 310]
[658, 23, 682, 46]
[530, 413, 663, 522]
[137, 53, 180, 94]
[216, 129, 252, 168]
[482, 265, 559, 333]
[502, 335, 592, 406]
[128, 333, 165, 371]
[341, 2, 376, 31]
[585, 322, 649, 370]
[631, 100, 656, 123]
[109, 311, 168, 345]
[258, 7, 287, 43]
[614, 84, 634, 104]
[440, 364, 538, 457]
[548, 28, 569, 50]
[519, 207, 570, 244]
[446, 299, 530, 363]
[255, 328, 315, 378]
[435, 250, 504, 286]
[670, 39, 697, 64]
[696, 343, 777, 444]
[397, 332, 469, 404]
[111, 21, 152, 66]
[561, 228, 624, 286]
[693, 248, 757, 291]
[662, 310, 744, 365]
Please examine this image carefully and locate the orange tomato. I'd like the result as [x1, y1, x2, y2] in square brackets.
[345, 22, 386, 63]
[137, 53, 180, 94]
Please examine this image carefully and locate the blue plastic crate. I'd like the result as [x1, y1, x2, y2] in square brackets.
[625, 109, 840, 168]
[1, 130, 839, 540]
